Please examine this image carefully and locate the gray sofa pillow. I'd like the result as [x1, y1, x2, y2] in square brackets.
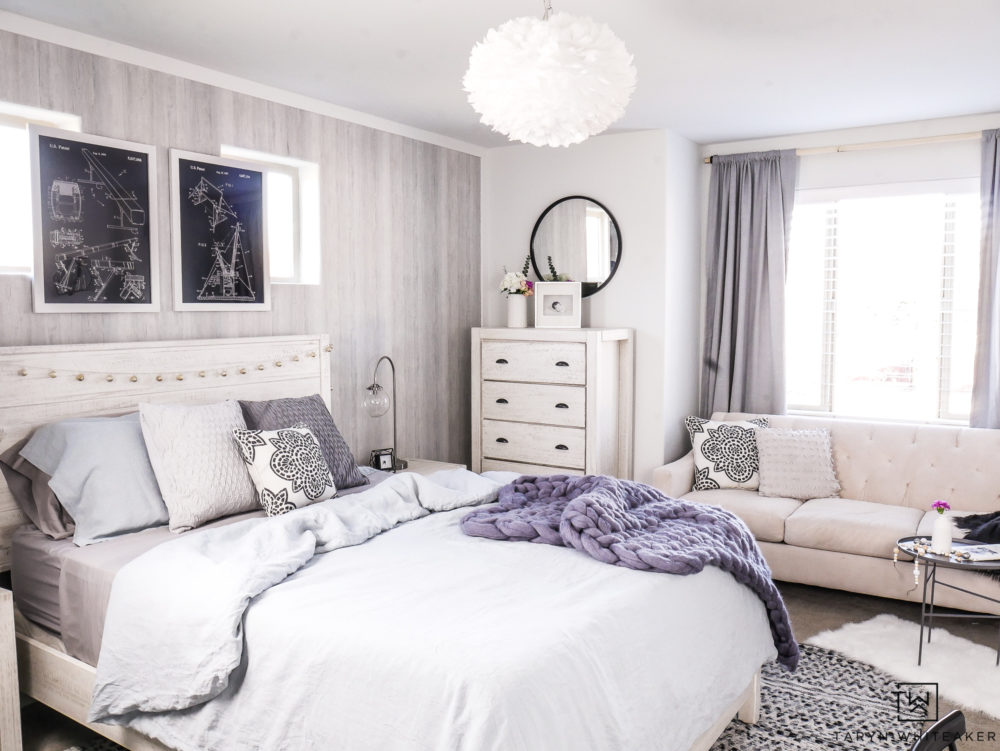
[239, 394, 367, 490]
[756, 428, 841, 501]
[0, 437, 75, 539]
[19, 414, 168, 546]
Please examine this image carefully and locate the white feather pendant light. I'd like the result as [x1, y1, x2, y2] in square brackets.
[463, 6, 637, 148]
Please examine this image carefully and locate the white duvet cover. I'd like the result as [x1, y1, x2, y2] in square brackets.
[92, 471, 776, 751]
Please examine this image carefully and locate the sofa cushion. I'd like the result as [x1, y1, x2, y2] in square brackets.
[784, 498, 923, 559]
[683, 489, 802, 543]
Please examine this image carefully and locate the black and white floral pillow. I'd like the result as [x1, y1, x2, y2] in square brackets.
[232, 423, 337, 516]
[684, 416, 769, 491]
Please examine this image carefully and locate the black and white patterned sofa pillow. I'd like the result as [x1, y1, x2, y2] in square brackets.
[684, 416, 769, 491]
[233, 423, 337, 516]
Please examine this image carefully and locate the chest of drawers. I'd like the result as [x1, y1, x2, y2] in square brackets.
[471, 328, 634, 478]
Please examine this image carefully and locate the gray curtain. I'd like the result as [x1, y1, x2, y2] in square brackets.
[971, 129, 1000, 428]
[700, 150, 797, 417]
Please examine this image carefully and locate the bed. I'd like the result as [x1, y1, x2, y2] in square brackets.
[0, 335, 769, 751]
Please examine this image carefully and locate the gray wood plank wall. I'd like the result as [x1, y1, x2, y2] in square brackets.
[0, 30, 481, 466]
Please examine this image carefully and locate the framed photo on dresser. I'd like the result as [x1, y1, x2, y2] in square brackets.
[169, 149, 270, 311]
[28, 126, 159, 312]
[534, 281, 582, 328]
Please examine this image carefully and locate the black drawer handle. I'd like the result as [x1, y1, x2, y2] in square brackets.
[555, 361, 569, 367]
[555, 403, 569, 409]
[495, 398, 509, 404]
[496, 358, 508, 364]
[496, 437, 509, 444]
[555, 444, 569, 451]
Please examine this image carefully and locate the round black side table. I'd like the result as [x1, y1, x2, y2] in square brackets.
[896, 536, 1000, 666]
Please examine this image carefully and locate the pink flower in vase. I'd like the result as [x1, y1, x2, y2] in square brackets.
[931, 500, 951, 514]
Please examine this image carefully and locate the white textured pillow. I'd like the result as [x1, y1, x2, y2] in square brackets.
[685, 416, 768, 490]
[232, 424, 336, 516]
[756, 428, 840, 501]
[140, 400, 256, 531]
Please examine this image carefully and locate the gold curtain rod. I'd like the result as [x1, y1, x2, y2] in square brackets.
[703, 130, 982, 164]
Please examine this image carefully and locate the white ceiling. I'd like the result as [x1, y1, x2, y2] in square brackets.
[2, 0, 999, 149]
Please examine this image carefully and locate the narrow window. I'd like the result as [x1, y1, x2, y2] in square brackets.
[219, 145, 320, 285]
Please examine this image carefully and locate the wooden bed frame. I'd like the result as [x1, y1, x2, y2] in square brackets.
[0, 334, 759, 751]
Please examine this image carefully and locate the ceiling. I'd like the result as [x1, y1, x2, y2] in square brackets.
[2, 0, 999, 149]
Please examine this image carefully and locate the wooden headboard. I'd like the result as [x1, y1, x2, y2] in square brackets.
[0, 334, 331, 570]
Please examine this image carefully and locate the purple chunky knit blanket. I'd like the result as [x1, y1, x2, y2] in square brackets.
[462, 474, 800, 670]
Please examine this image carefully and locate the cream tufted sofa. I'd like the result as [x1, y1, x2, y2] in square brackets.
[651, 412, 1000, 615]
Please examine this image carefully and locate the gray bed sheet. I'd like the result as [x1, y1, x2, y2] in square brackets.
[10, 526, 75, 633]
[10, 468, 391, 666]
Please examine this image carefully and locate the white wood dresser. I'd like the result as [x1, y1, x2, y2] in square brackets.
[471, 328, 634, 478]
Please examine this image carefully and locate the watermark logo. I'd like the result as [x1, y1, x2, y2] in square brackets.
[893, 682, 938, 722]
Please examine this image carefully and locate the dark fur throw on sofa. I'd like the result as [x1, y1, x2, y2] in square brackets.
[955, 511, 1000, 582]
[956, 511, 1000, 543]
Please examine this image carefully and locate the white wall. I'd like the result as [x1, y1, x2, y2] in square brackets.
[481, 130, 702, 482]
[696, 113, 1000, 253]
[700, 112, 1000, 160]
[661, 130, 703, 464]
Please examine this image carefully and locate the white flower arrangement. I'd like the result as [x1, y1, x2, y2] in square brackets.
[499, 255, 534, 296]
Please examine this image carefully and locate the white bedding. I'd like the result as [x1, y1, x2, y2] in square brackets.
[92, 471, 776, 751]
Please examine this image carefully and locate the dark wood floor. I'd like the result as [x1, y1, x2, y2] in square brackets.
[21, 581, 1000, 750]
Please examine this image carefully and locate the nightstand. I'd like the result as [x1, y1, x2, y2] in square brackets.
[401, 459, 467, 477]
[0, 588, 22, 751]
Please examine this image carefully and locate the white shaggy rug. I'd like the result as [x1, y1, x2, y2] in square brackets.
[808, 613, 1000, 719]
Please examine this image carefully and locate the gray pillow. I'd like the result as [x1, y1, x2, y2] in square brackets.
[19, 414, 168, 546]
[239, 394, 367, 490]
[0, 437, 75, 539]
[756, 428, 841, 501]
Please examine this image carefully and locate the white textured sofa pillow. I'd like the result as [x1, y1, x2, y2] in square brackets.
[756, 428, 840, 501]
[140, 400, 256, 531]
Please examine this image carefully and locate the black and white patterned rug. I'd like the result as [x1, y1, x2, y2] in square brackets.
[712, 644, 921, 750]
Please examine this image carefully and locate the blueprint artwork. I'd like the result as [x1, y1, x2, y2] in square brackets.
[176, 157, 265, 306]
[35, 134, 153, 305]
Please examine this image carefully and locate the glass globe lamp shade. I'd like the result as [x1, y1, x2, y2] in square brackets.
[363, 384, 391, 418]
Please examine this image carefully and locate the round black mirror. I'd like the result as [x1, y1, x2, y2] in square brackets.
[529, 195, 621, 297]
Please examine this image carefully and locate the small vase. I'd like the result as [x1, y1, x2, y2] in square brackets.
[506, 294, 528, 328]
[931, 514, 953, 555]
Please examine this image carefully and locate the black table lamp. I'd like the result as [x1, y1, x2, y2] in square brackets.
[363, 355, 407, 471]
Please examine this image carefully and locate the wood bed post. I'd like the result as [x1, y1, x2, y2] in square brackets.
[0, 588, 23, 751]
[737, 670, 761, 724]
